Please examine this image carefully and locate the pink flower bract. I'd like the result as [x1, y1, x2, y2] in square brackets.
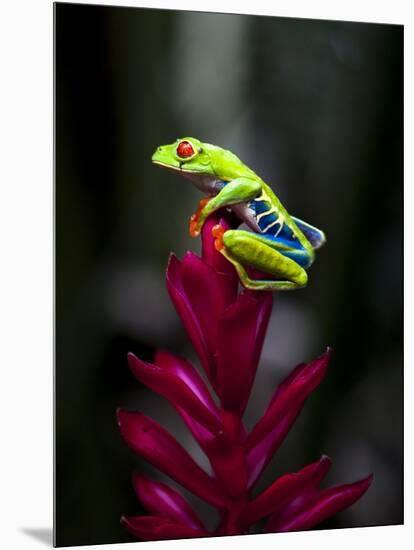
[118, 210, 372, 541]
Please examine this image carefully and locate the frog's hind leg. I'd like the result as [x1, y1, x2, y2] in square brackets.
[217, 229, 308, 291]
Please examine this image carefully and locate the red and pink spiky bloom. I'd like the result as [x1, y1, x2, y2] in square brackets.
[117, 212, 372, 541]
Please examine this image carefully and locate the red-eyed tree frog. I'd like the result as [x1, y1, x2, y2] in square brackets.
[152, 137, 326, 291]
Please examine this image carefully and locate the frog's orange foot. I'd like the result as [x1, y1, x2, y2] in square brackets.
[212, 224, 226, 252]
[189, 214, 200, 237]
[189, 198, 211, 237]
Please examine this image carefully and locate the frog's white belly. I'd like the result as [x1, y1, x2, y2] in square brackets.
[230, 202, 261, 233]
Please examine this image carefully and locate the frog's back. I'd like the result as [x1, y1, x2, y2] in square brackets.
[205, 142, 260, 182]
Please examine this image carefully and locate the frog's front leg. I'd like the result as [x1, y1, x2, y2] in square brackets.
[190, 178, 261, 237]
[213, 228, 309, 291]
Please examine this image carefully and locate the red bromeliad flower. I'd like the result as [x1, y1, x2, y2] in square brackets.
[117, 211, 372, 541]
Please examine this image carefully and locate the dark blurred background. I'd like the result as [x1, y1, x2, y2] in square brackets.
[55, 2, 403, 546]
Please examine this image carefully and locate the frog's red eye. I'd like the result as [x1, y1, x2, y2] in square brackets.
[177, 141, 195, 158]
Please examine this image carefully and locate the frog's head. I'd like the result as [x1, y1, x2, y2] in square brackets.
[152, 137, 215, 178]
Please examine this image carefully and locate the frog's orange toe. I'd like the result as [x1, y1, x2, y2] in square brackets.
[189, 217, 200, 237]
[198, 197, 210, 209]
[212, 224, 225, 251]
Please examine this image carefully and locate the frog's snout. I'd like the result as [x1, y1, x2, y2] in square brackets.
[152, 144, 180, 170]
[151, 147, 163, 162]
